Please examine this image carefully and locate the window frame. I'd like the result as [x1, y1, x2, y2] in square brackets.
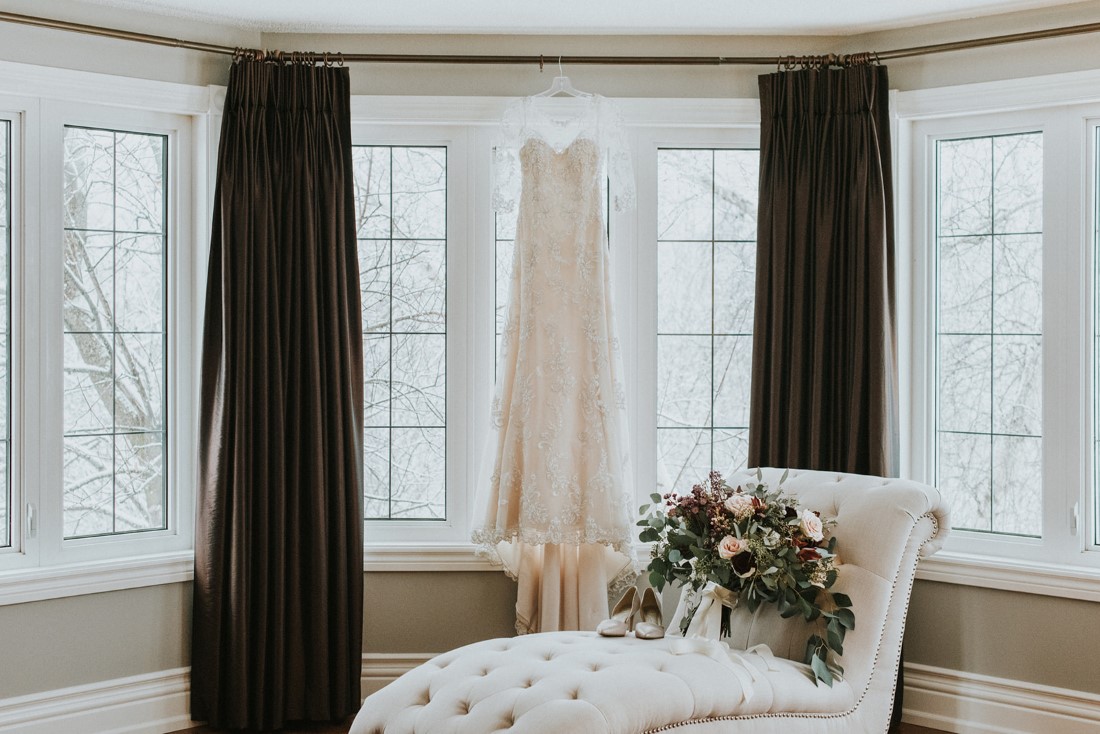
[352, 122, 472, 548]
[631, 127, 762, 522]
[0, 98, 27, 565]
[0, 65, 203, 604]
[902, 86, 1100, 596]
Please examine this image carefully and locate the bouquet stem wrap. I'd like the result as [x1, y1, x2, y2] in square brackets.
[667, 582, 736, 640]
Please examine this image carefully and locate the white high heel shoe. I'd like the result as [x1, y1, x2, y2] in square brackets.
[634, 587, 665, 640]
[597, 587, 640, 637]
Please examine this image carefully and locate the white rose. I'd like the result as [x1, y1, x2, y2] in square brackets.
[717, 534, 747, 559]
[799, 510, 824, 542]
[723, 493, 754, 521]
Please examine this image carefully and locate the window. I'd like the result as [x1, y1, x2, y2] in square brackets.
[0, 119, 9, 550]
[935, 132, 1043, 536]
[655, 148, 758, 492]
[62, 126, 168, 539]
[908, 98, 1099, 586]
[0, 95, 194, 595]
[355, 145, 448, 520]
[351, 113, 759, 560]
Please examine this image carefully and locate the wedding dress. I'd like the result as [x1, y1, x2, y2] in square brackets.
[472, 94, 637, 634]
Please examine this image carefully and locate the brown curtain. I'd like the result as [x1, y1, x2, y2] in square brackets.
[748, 64, 898, 477]
[191, 59, 364, 731]
[749, 63, 901, 731]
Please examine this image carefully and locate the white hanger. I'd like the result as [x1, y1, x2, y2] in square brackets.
[533, 56, 593, 98]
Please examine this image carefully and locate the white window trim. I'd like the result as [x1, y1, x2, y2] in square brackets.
[897, 68, 1100, 602]
[352, 123, 472, 546]
[0, 61, 211, 606]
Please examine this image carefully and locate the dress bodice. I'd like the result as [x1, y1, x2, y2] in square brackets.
[493, 95, 635, 215]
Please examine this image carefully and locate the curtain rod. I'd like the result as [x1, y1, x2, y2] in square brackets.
[3, 9, 1100, 65]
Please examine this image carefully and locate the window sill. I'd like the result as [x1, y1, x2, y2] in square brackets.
[916, 550, 1100, 603]
[0, 551, 195, 607]
[363, 543, 500, 572]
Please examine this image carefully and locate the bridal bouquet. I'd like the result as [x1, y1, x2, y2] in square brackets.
[639, 470, 853, 686]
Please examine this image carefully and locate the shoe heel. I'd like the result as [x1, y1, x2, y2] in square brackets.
[597, 587, 640, 637]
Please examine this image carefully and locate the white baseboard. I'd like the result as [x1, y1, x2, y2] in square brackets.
[5, 657, 1098, 734]
[361, 653, 436, 698]
[902, 662, 1100, 734]
[0, 668, 196, 734]
[0, 656, 436, 734]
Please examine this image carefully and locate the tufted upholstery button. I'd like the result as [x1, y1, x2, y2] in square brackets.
[589, 663, 600, 671]
[569, 689, 580, 699]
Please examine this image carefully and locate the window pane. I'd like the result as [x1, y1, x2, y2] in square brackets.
[0, 120, 10, 548]
[656, 148, 758, 493]
[355, 146, 446, 520]
[935, 132, 1042, 537]
[63, 127, 168, 539]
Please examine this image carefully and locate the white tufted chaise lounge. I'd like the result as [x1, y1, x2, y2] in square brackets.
[352, 468, 948, 733]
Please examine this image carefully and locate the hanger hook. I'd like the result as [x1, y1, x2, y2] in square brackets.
[539, 54, 544, 73]
[558, 55, 563, 77]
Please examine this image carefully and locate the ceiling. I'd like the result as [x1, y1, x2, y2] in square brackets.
[67, 0, 1089, 35]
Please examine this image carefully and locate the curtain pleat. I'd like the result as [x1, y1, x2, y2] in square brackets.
[191, 60, 363, 731]
[748, 65, 898, 477]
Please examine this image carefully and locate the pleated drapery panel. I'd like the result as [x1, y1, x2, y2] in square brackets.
[192, 60, 364, 731]
[748, 65, 898, 477]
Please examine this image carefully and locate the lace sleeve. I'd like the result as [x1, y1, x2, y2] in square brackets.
[600, 97, 636, 213]
[492, 99, 524, 213]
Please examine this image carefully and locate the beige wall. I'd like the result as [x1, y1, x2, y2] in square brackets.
[1, 0, 1100, 705]
[0, 0, 253, 87]
[904, 581, 1100, 694]
[0, 583, 192, 699]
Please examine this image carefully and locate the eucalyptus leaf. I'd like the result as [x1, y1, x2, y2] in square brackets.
[832, 592, 853, 608]
[811, 654, 833, 687]
[836, 608, 855, 630]
[827, 626, 844, 653]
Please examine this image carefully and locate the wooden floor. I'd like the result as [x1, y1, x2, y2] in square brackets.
[176, 721, 943, 733]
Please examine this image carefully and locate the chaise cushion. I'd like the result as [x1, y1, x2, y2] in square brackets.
[351, 631, 854, 734]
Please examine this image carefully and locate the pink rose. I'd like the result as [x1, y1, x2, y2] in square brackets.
[799, 510, 824, 542]
[723, 494, 754, 521]
[717, 534, 747, 559]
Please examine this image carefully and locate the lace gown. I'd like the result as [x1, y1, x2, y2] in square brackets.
[472, 95, 637, 634]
